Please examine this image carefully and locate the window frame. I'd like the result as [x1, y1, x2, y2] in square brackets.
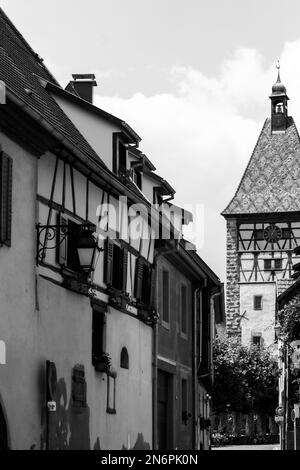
[161, 268, 170, 328]
[253, 295, 263, 311]
[180, 283, 188, 337]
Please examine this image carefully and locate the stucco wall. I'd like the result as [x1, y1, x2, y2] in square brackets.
[0, 132, 40, 449]
[240, 282, 276, 348]
[52, 93, 120, 171]
[37, 277, 153, 450]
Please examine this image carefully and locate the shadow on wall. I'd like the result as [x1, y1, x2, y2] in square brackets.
[39, 363, 151, 450]
[40, 364, 91, 450]
[0, 399, 9, 450]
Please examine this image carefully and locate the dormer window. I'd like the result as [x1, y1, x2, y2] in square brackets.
[113, 133, 128, 176]
[130, 164, 143, 190]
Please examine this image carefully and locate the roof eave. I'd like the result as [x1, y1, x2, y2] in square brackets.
[41, 78, 142, 144]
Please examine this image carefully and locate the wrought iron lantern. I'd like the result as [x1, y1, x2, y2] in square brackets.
[36, 222, 102, 278]
[76, 225, 99, 274]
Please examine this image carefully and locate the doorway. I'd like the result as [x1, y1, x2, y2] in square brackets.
[157, 370, 173, 450]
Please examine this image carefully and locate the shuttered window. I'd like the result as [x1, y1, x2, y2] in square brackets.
[0, 152, 12, 246]
[104, 238, 128, 292]
[135, 257, 152, 305]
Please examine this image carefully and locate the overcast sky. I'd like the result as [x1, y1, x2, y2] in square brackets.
[3, 0, 300, 280]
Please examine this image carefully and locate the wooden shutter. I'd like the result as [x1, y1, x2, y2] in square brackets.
[56, 213, 68, 266]
[122, 248, 128, 292]
[135, 257, 144, 300]
[0, 152, 13, 246]
[104, 238, 114, 286]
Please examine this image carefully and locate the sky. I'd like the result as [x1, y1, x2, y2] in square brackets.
[3, 0, 300, 280]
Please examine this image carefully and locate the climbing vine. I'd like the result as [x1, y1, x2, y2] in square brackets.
[277, 294, 300, 344]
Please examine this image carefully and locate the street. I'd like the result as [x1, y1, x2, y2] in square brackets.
[212, 444, 280, 451]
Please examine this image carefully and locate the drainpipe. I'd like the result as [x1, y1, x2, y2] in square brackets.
[210, 291, 221, 384]
[152, 240, 180, 450]
[193, 287, 200, 450]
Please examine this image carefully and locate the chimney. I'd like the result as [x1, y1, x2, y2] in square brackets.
[65, 74, 97, 104]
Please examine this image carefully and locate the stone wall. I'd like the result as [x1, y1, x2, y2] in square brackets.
[226, 218, 241, 339]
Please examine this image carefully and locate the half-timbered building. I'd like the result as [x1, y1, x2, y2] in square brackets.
[223, 67, 300, 348]
[0, 7, 222, 450]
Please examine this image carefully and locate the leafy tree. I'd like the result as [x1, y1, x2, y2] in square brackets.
[213, 337, 279, 415]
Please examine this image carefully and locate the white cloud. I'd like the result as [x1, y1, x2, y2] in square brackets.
[94, 42, 300, 280]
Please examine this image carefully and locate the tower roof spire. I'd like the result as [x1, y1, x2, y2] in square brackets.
[271, 59, 287, 96]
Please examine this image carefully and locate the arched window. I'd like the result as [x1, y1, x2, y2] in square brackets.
[120, 347, 129, 370]
[275, 102, 284, 114]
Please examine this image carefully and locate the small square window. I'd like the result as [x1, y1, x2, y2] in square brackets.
[252, 336, 262, 348]
[264, 259, 272, 270]
[254, 296, 262, 311]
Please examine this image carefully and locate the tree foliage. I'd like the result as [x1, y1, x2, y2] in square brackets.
[213, 337, 279, 415]
[277, 294, 300, 344]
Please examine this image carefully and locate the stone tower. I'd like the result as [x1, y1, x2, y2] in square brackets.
[222, 66, 300, 348]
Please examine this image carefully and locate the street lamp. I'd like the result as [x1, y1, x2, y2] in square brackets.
[76, 225, 100, 275]
[36, 222, 103, 279]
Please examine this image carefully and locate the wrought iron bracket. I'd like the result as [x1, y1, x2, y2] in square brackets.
[35, 223, 100, 264]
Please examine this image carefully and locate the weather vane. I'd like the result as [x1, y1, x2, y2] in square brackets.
[276, 59, 280, 71]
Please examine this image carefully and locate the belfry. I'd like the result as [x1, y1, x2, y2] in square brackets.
[222, 64, 300, 348]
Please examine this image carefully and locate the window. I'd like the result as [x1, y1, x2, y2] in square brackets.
[181, 379, 188, 425]
[252, 336, 262, 348]
[120, 347, 129, 369]
[71, 365, 87, 410]
[181, 285, 188, 335]
[131, 164, 143, 191]
[162, 269, 170, 324]
[107, 371, 117, 415]
[254, 295, 262, 311]
[104, 239, 128, 292]
[118, 141, 127, 173]
[264, 258, 282, 270]
[113, 133, 128, 175]
[274, 259, 282, 270]
[135, 257, 152, 305]
[0, 151, 12, 247]
[92, 309, 105, 366]
[264, 259, 272, 270]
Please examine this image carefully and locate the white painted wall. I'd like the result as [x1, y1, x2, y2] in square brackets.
[52, 93, 120, 171]
[240, 282, 276, 348]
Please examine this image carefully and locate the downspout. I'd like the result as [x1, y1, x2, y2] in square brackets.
[152, 240, 180, 450]
[208, 290, 221, 448]
[193, 287, 200, 450]
[210, 291, 221, 384]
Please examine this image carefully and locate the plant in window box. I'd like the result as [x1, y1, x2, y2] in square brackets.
[93, 352, 112, 373]
[109, 290, 130, 309]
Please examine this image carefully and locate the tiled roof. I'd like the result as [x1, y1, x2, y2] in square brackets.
[0, 7, 107, 167]
[223, 117, 300, 216]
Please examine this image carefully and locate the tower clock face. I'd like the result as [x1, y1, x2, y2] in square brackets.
[263, 225, 282, 243]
